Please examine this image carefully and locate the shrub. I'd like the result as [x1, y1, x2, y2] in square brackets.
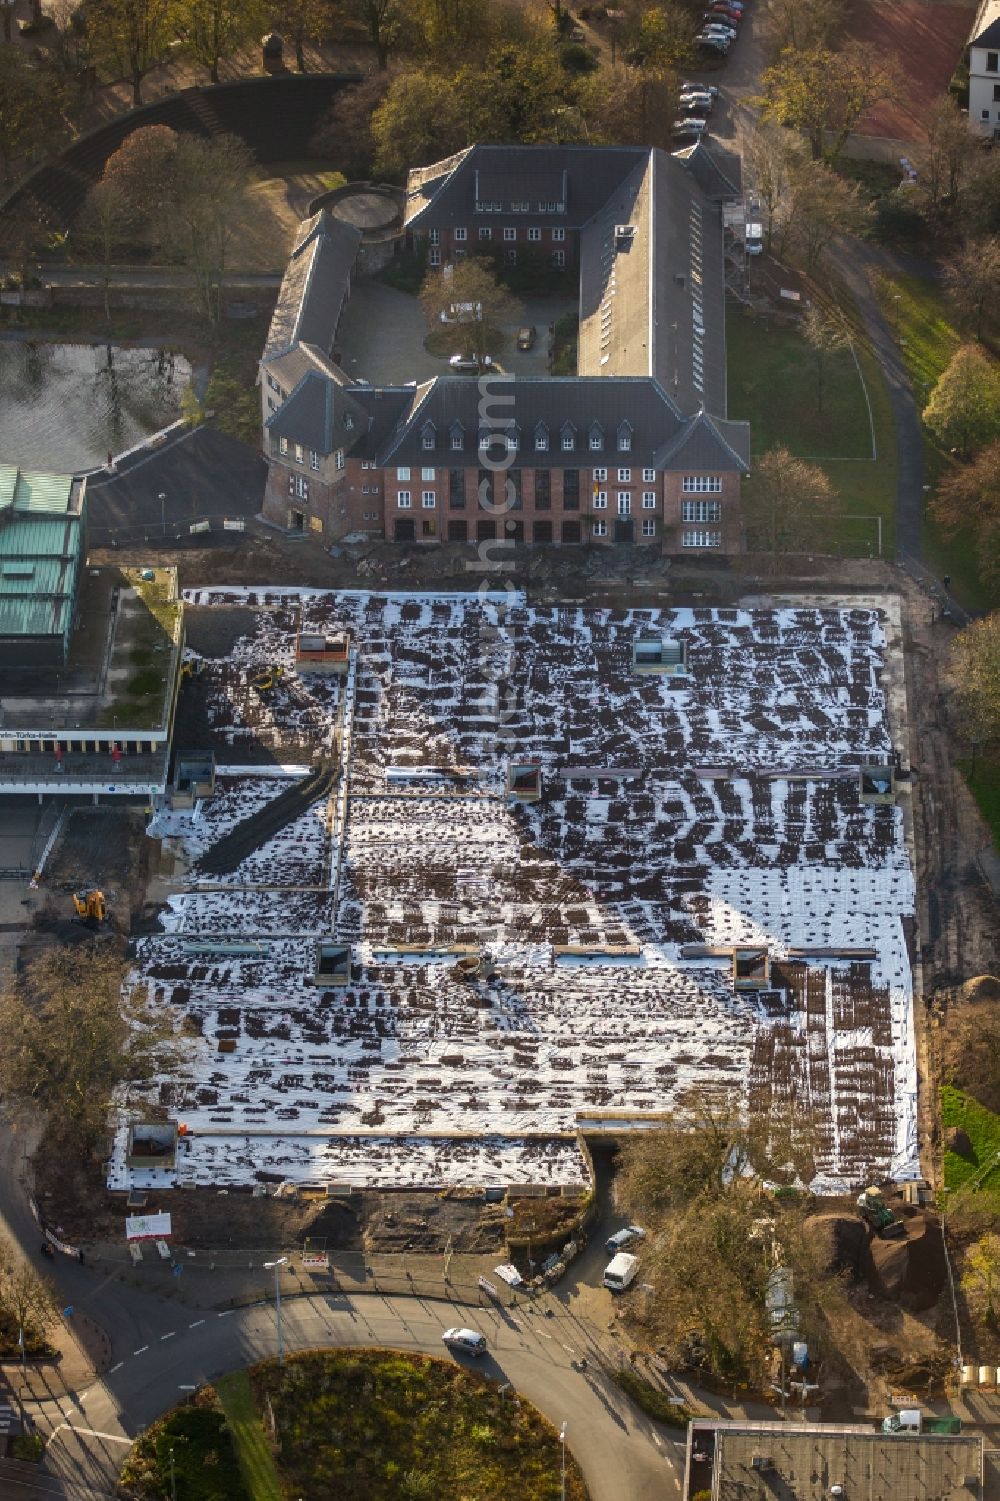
[613, 1368, 693, 1426]
[560, 41, 599, 73]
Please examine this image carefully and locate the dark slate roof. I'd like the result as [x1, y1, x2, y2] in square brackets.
[263, 210, 361, 362]
[973, 15, 1000, 44]
[373, 375, 691, 468]
[264, 371, 367, 452]
[676, 139, 743, 202]
[653, 410, 750, 472]
[404, 144, 649, 232]
[652, 150, 727, 413]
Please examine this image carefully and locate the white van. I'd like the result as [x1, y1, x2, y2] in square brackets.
[603, 1252, 639, 1292]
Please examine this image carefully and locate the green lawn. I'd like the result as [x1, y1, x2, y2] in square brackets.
[119, 1401, 249, 1501]
[941, 1085, 1000, 1200]
[727, 307, 896, 558]
[251, 1348, 589, 1501]
[215, 1371, 282, 1501]
[958, 756, 1000, 850]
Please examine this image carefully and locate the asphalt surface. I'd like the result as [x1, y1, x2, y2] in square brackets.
[84, 425, 267, 547]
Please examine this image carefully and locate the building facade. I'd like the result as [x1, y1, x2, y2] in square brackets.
[969, 0, 1000, 139]
[260, 144, 750, 555]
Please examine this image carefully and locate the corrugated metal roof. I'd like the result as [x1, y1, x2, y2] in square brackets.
[0, 465, 76, 515]
[0, 504, 82, 642]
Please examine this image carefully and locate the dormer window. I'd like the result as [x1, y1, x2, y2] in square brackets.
[589, 424, 603, 452]
[617, 422, 632, 452]
[421, 423, 436, 451]
[507, 428, 519, 453]
[450, 423, 464, 451]
[344, 414, 354, 430]
[561, 423, 576, 452]
[535, 423, 549, 452]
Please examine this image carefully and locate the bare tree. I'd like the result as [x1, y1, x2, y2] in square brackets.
[0, 1240, 58, 1349]
[919, 96, 979, 219]
[161, 133, 255, 324]
[931, 441, 1000, 590]
[75, 179, 135, 320]
[779, 161, 873, 269]
[742, 445, 840, 565]
[418, 256, 521, 368]
[175, 0, 267, 83]
[84, 0, 176, 107]
[744, 121, 802, 252]
[943, 236, 1000, 342]
[803, 304, 851, 415]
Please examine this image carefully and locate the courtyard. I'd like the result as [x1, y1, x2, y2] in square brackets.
[108, 589, 919, 1198]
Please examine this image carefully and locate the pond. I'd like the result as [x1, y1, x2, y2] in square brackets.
[0, 339, 193, 473]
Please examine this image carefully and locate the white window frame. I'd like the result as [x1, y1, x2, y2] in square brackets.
[479, 227, 492, 240]
[335, 449, 345, 470]
[294, 475, 309, 500]
[617, 492, 631, 515]
[506, 434, 518, 452]
[618, 433, 631, 452]
[643, 468, 655, 482]
[504, 227, 517, 241]
[294, 443, 304, 465]
[429, 248, 441, 267]
[682, 528, 722, 548]
[593, 491, 608, 509]
[590, 433, 603, 451]
[421, 466, 435, 480]
[361, 460, 374, 470]
[422, 432, 434, 451]
[310, 449, 320, 471]
[511, 200, 529, 212]
[279, 437, 288, 456]
[593, 467, 607, 482]
[536, 431, 549, 452]
[682, 499, 722, 523]
[592, 518, 608, 537]
[642, 517, 656, 537]
[617, 468, 631, 482]
[397, 491, 412, 508]
[552, 227, 566, 241]
[642, 491, 656, 509]
[422, 490, 436, 508]
[561, 431, 575, 451]
[682, 475, 723, 493]
[451, 433, 463, 451]
[454, 227, 467, 242]
[552, 250, 566, 268]
[527, 227, 541, 242]
[397, 467, 411, 481]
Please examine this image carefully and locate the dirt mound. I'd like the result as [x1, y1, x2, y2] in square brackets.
[945, 1126, 974, 1158]
[804, 1213, 870, 1279]
[961, 975, 1000, 1006]
[867, 1210, 946, 1310]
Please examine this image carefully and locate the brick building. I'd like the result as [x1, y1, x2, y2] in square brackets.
[260, 143, 750, 554]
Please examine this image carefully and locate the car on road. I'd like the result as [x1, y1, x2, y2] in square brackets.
[604, 1225, 647, 1255]
[516, 325, 537, 351]
[679, 95, 714, 117]
[681, 80, 719, 95]
[442, 1327, 488, 1355]
[449, 353, 494, 372]
[701, 18, 737, 38]
[705, 6, 740, 22]
[603, 1252, 640, 1292]
[694, 32, 730, 52]
[672, 118, 709, 143]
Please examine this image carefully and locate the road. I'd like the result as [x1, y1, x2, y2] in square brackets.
[0, 1124, 679, 1499]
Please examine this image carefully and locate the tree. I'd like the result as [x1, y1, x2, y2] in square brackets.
[742, 445, 841, 564]
[803, 304, 851, 415]
[0, 949, 175, 1162]
[351, 0, 403, 67]
[923, 344, 1000, 458]
[758, 44, 896, 164]
[160, 132, 255, 323]
[0, 48, 43, 183]
[99, 124, 180, 250]
[961, 151, 1000, 238]
[919, 96, 978, 219]
[371, 69, 468, 179]
[0, 1240, 57, 1349]
[175, 0, 266, 83]
[409, 0, 488, 60]
[761, 0, 844, 55]
[419, 256, 520, 368]
[75, 179, 135, 320]
[778, 161, 873, 269]
[456, 37, 567, 144]
[624, 3, 692, 74]
[84, 0, 176, 107]
[310, 72, 392, 178]
[269, 0, 331, 72]
[744, 121, 802, 251]
[962, 1232, 1000, 1327]
[943, 237, 1000, 342]
[578, 64, 679, 153]
[951, 613, 1000, 746]
[931, 441, 1000, 589]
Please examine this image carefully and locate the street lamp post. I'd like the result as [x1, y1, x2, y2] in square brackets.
[560, 1420, 567, 1501]
[158, 491, 167, 538]
[264, 1256, 289, 1365]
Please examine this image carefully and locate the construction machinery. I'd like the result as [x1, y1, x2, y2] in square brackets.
[857, 1185, 906, 1240]
[250, 665, 284, 693]
[72, 889, 108, 927]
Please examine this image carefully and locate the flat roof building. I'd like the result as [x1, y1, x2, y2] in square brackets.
[0, 466, 85, 669]
[686, 1418, 983, 1501]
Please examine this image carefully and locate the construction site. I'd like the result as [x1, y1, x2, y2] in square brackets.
[104, 586, 921, 1199]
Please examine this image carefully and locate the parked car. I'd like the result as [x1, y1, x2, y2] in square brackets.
[442, 1327, 488, 1355]
[707, 2, 741, 16]
[694, 32, 730, 52]
[602, 1252, 640, 1292]
[516, 325, 537, 351]
[604, 1225, 647, 1255]
[706, 6, 741, 22]
[680, 80, 719, 95]
[449, 353, 493, 371]
[672, 118, 708, 142]
[679, 95, 713, 117]
[701, 18, 737, 37]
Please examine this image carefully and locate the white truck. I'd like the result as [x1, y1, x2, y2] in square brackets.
[603, 1251, 640, 1292]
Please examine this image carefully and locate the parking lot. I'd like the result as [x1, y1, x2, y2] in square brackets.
[335, 280, 577, 385]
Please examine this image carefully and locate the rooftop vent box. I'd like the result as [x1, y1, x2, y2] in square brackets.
[295, 629, 351, 675]
[632, 637, 687, 676]
[859, 762, 896, 804]
[173, 751, 216, 804]
[507, 761, 542, 802]
[313, 940, 352, 987]
[614, 224, 637, 249]
[733, 947, 770, 990]
[751, 1455, 774, 1472]
[126, 1121, 178, 1171]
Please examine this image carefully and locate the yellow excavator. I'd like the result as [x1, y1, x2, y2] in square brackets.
[71, 889, 108, 927]
[250, 665, 284, 693]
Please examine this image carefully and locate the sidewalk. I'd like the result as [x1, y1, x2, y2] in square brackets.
[0, 1310, 108, 1406]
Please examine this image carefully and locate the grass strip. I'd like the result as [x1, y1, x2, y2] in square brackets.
[612, 1368, 693, 1427]
[215, 1370, 282, 1501]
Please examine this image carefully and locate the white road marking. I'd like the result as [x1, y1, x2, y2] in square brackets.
[178, 1384, 197, 1390]
[189, 1318, 205, 1328]
[561, 1343, 575, 1353]
[133, 1346, 148, 1355]
[50, 1421, 132, 1444]
[652, 1432, 662, 1448]
[108, 1362, 123, 1374]
[217, 1309, 234, 1317]
[160, 1332, 176, 1341]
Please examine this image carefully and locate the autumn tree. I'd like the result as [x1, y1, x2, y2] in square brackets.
[409, 0, 488, 60]
[99, 124, 180, 250]
[0, 1240, 57, 1352]
[161, 132, 255, 323]
[175, 0, 266, 83]
[778, 161, 873, 269]
[75, 179, 136, 320]
[744, 121, 802, 251]
[943, 236, 1000, 342]
[762, 0, 843, 56]
[923, 343, 1000, 458]
[919, 96, 979, 219]
[84, 0, 176, 106]
[311, 72, 392, 178]
[578, 64, 679, 153]
[962, 1233, 1000, 1327]
[961, 151, 1000, 238]
[349, 0, 403, 67]
[0, 48, 43, 183]
[457, 37, 566, 143]
[803, 304, 851, 415]
[371, 69, 468, 179]
[951, 613, 1000, 745]
[0, 948, 175, 1162]
[419, 255, 521, 367]
[624, 3, 692, 74]
[758, 44, 896, 163]
[742, 445, 841, 564]
[931, 440, 1000, 589]
[269, 0, 331, 72]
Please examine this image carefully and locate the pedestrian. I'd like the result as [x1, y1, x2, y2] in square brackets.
[54, 743, 63, 773]
[78, 1249, 85, 1266]
[106, 451, 115, 473]
[111, 744, 121, 768]
[942, 574, 951, 592]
